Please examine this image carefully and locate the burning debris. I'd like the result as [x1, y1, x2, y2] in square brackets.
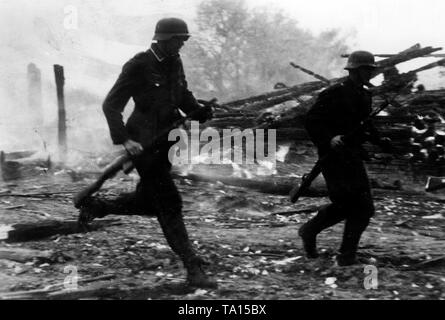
[197, 44, 445, 182]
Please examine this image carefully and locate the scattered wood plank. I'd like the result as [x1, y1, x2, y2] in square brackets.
[0, 274, 117, 300]
[0, 191, 75, 198]
[0, 247, 53, 263]
[271, 206, 323, 216]
[1, 219, 122, 243]
[20, 209, 52, 218]
[409, 255, 445, 270]
[3, 205, 26, 210]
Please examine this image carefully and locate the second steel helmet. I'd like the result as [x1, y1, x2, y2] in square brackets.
[153, 18, 190, 41]
[345, 51, 377, 70]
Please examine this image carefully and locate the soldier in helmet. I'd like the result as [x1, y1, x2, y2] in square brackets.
[77, 18, 216, 288]
[300, 51, 392, 266]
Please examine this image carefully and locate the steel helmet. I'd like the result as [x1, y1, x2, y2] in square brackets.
[345, 51, 377, 70]
[153, 18, 190, 41]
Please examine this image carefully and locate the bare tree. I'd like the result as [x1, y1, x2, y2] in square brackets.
[183, 0, 350, 101]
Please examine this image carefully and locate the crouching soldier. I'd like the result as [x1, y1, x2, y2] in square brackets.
[78, 18, 216, 288]
[300, 51, 392, 266]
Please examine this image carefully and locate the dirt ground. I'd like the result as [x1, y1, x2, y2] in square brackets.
[0, 169, 444, 300]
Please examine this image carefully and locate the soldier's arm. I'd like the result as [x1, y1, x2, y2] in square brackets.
[102, 58, 141, 145]
[362, 121, 393, 152]
[362, 121, 382, 145]
[175, 60, 211, 122]
[304, 90, 336, 151]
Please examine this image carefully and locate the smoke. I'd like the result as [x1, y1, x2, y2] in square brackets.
[0, 1, 136, 159]
[0, 0, 204, 164]
[3, 0, 440, 169]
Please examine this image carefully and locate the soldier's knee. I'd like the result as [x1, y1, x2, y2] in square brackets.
[165, 198, 183, 217]
[356, 192, 375, 218]
[354, 199, 375, 221]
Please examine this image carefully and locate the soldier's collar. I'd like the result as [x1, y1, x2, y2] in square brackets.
[150, 44, 167, 62]
[345, 77, 370, 92]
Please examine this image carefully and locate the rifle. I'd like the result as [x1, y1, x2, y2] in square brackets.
[73, 101, 217, 208]
[289, 81, 414, 204]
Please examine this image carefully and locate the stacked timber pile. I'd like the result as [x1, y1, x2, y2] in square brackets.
[204, 44, 445, 177]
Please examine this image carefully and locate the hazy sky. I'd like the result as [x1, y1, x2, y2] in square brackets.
[107, 0, 445, 52]
[245, 0, 445, 53]
[107, 0, 445, 86]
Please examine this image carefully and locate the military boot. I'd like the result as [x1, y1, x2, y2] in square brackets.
[185, 256, 218, 289]
[336, 219, 368, 266]
[336, 253, 358, 266]
[298, 205, 346, 259]
[298, 223, 319, 259]
[156, 210, 218, 289]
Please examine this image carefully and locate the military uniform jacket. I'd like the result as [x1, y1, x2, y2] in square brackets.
[304, 78, 381, 156]
[102, 44, 200, 147]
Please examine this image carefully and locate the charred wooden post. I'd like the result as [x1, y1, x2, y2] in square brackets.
[54, 65, 67, 162]
[0, 151, 4, 182]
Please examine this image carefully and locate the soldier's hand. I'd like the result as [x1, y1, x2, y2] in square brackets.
[330, 135, 344, 149]
[123, 139, 143, 156]
[194, 104, 213, 123]
[201, 104, 213, 121]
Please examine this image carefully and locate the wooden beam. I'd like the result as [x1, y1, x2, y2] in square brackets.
[0, 247, 53, 263]
[342, 54, 445, 58]
[54, 65, 67, 162]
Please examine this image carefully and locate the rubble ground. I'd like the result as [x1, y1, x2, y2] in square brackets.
[0, 173, 444, 300]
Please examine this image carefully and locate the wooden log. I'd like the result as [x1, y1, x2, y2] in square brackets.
[0, 275, 117, 300]
[343, 54, 445, 58]
[172, 170, 327, 197]
[0, 191, 74, 198]
[173, 165, 406, 199]
[223, 81, 326, 110]
[409, 91, 445, 106]
[290, 62, 331, 84]
[0, 247, 53, 263]
[240, 86, 322, 112]
[375, 45, 442, 69]
[205, 117, 256, 129]
[1, 219, 122, 243]
[409, 255, 445, 270]
[271, 206, 323, 216]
